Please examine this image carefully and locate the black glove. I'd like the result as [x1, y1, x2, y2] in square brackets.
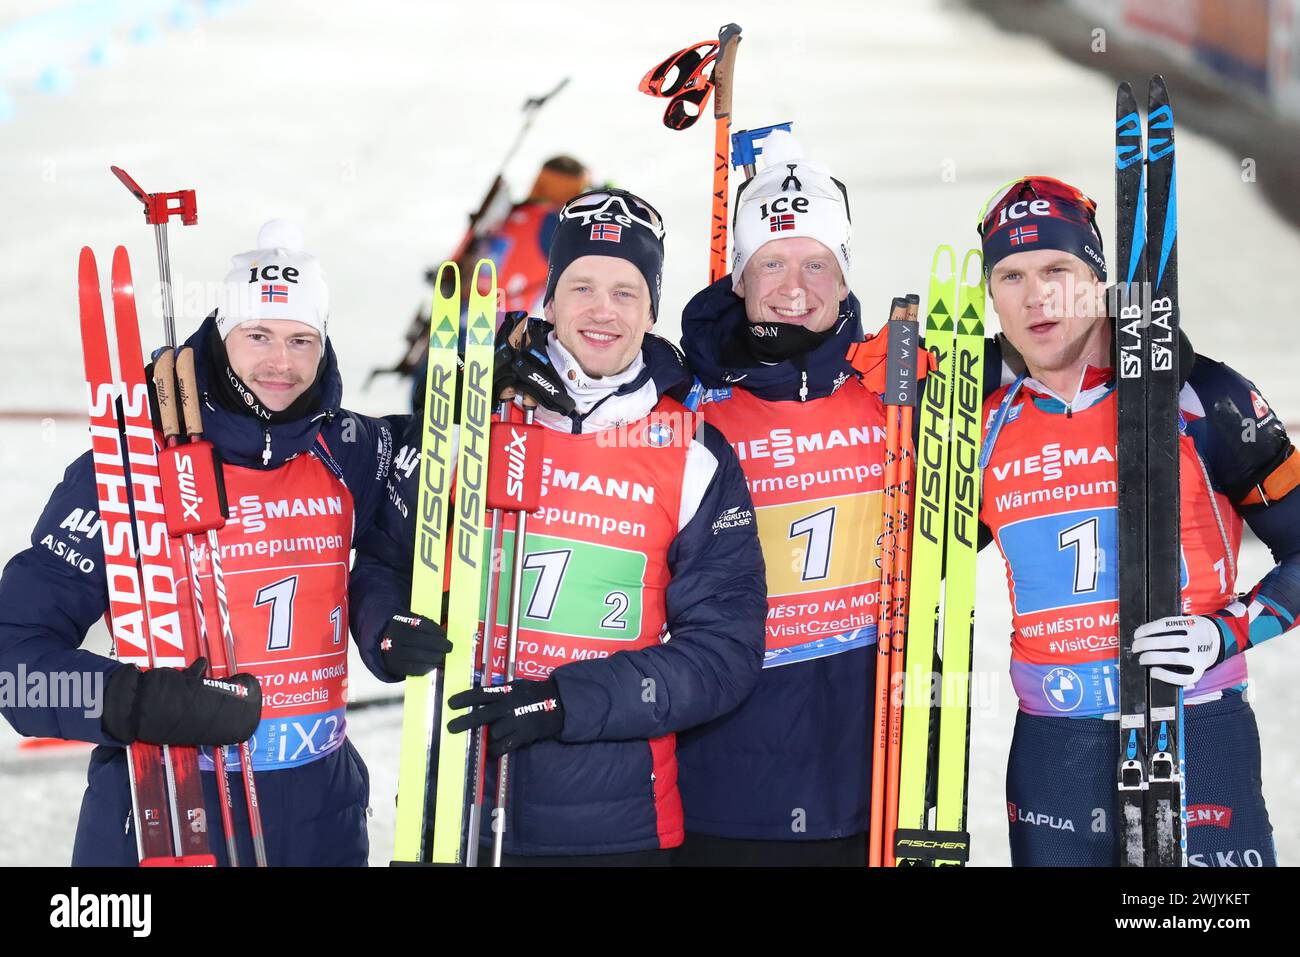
[493, 315, 575, 415]
[447, 678, 564, 758]
[102, 658, 261, 747]
[380, 612, 452, 678]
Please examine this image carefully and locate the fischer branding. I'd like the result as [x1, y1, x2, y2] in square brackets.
[914, 344, 949, 547]
[949, 346, 981, 548]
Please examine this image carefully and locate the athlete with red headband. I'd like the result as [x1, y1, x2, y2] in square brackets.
[976, 176, 1300, 866]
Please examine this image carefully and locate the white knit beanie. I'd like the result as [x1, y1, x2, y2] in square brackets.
[216, 220, 329, 339]
[730, 131, 852, 291]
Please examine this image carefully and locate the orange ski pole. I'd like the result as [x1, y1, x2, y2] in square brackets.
[868, 297, 908, 865]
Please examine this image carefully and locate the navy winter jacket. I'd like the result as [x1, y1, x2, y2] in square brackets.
[0, 315, 395, 865]
[676, 278, 877, 841]
[349, 332, 768, 856]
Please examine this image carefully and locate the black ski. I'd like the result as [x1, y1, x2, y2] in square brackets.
[1114, 79, 1150, 868]
[1142, 74, 1185, 867]
[1114, 75, 1185, 868]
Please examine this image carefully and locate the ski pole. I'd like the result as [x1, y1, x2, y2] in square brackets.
[465, 397, 512, 867]
[109, 166, 195, 351]
[638, 23, 742, 283]
[152, 347, 241, 866]
[175, 347, 269, 867]
[491, 398, 539, 867]
[868, 298, 905, 866]
[708, 23, 742, 284]
[112, 169, 268, 866]
[883, 295, 921, 866]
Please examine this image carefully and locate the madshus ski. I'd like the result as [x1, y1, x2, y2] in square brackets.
[75, 167, 270, 866]
[79, 247, 215, 867]
[1114, 75, 1186, 867]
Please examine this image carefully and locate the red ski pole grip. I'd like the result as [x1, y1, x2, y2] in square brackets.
[486, 419, 543, 512]
[158, 439, 229, 535]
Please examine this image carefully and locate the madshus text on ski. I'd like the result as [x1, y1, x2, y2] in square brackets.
[0, 20, 1297, 868]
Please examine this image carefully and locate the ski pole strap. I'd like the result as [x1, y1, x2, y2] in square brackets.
[730, 123, 793, 175]
[893, 828, 971, 864]
[639, 38, 718, 131]
[845, 319, 936, 397]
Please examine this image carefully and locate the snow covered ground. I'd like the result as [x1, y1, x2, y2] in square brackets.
[1, 0, 1297, 866]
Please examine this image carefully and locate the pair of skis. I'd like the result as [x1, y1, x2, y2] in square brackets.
[392, 260, 543, 865]
[864, 248, 985, 866]
[79, 245, 264, 865]
[1114, 75, 1186, 867]
[77, 167, 267, 866]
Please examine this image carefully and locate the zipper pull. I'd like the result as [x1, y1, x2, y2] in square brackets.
[799, 371, 809, 402]
[261, 428, 272, 466]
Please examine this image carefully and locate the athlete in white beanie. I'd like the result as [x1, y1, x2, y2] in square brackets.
[215, 220, 329, 414]
[675, 134, 884, 867]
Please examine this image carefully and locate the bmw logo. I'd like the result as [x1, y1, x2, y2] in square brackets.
[646, 423, 674, 447]
[1042, 667, 1083, 712]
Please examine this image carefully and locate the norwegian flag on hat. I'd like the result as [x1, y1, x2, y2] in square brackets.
[1009, 225, 1039, 246]
[590, 223, 622, 242]
[769, 213, 795, 233]
[261, 283, 289, 303]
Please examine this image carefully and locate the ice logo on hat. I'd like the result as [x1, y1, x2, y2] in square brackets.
[1042, 667, 1083, 712]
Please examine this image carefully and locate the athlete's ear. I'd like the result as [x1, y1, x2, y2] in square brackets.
[543, 299, 555, 324]
[733, 273, 746, 298]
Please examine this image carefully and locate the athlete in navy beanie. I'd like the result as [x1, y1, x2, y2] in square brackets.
[543, 188, 666, 320]
[978, 176, 1107, 282]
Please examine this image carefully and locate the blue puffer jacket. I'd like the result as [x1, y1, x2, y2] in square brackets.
[350, 331, 768, 856]
[0, 315, 397, 866]
[675, 277, 878, 841]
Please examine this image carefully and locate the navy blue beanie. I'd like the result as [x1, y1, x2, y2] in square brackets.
[979, 176, 1106, 281]
[543, 189, 666, 319]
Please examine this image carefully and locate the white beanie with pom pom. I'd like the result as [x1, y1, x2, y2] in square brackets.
[217, 219, 329, 340]
[730, 131, 853, 292]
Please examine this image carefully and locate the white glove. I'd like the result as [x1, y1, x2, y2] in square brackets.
[1132, 615, 1223, 688]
